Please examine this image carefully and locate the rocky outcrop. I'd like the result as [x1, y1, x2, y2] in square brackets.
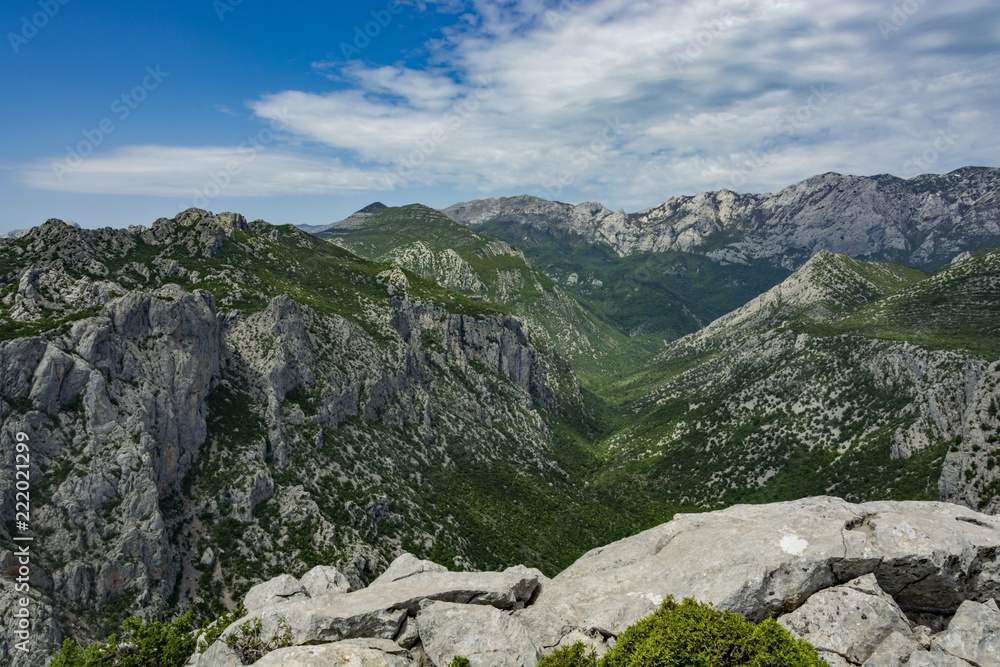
[137, 209, 248, 258]
[778, 574, 915, 665]
[443, 167, 1000, 269]
[382, 242, 487, 294]
[0, 282, 222, 666]
[193, 554, 542, 667]
[193, 498, 1000, 667]
[253, 641, 413, 666]
[418, 601, 539, 667]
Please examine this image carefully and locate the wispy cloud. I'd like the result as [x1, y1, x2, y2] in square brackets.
[17, 146, 394, 197]
[16, 0, 1000, 208]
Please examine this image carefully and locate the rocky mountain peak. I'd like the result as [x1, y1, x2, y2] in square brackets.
[680, 249, 914, 347]
[127, 209, 248, 257]
[443, 167, 1000, 269]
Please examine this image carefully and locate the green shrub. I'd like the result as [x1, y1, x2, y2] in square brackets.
[448, 657, 471, 667]
[539, 641, 599, 667]
[607, 596, 826, 666]
[540, 597, 827, 667]
[50, 612, 196, 667]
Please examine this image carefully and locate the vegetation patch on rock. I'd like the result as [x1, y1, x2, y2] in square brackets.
[541, 596, 827, 667]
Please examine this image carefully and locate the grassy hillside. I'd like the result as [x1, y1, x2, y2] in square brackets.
[786, 250, 1000, 359]
[590, 249, 1000, 513]
[320, 204, 649, 385]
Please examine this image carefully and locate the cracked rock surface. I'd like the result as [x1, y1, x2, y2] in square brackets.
[194, 498, 1000, 667]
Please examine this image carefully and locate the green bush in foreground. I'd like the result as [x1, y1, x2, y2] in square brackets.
[540, 596, 828, 667]
[51, 612, 196, 667]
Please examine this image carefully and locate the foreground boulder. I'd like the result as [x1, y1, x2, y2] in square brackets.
[253, 639, 413, 666]
[193, 497, 1000, 666]
[194, 559, 542, 667]
[777, 574, 916, 665]
[418, 601, 539, 667]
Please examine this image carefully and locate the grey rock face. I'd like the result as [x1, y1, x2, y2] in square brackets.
[933, 600, 1000, 666]
[778, 574, 915, 664]
[0, 283, 222, 664]
[200, 562, 541, 666]
[395, 615, 420, 650]
[904, 652, 975, 666]
[253, 641, 414, 666]
[862, 631, 921, 667]
[527, 497, 1000, 641]
[371, 554, 449, 588]
[198, 601, 407, 667]
[244, 574, 310, 614]
[299, 566, 351, 599]
[0, 587, 62, 667]
[417, 600, 539, 667]
[443, 168, 1000, 269]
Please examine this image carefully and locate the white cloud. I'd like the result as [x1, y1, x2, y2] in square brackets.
[16, 0, 1000, 209]
[17, 145, 395, 198]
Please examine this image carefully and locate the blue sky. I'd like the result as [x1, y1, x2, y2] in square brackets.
[1, 0, 998, 234]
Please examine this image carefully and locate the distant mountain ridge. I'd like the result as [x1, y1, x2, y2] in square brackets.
[442, 167, 1000, 270]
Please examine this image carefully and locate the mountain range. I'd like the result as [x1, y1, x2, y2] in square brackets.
[443, 167, 1000, 268]
[1, 168, 999, 664]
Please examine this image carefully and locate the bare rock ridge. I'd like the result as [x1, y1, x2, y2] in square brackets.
[441, 167, 1000, 269]
[193, 497, 1000, 667]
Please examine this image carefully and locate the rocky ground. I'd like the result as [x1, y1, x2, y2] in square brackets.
[192, 497, 1000, 667]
